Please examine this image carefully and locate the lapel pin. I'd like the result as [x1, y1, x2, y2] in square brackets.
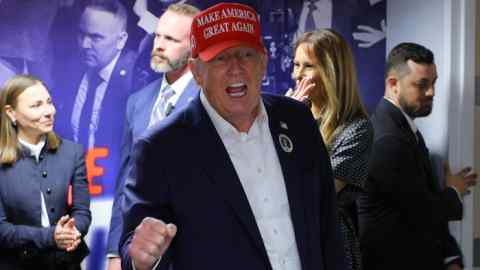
[120, 69, 127, 76]
[279, 134, 293, 153]
[280, 121, 288, 130]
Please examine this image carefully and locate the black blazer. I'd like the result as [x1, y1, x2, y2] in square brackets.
[120, 93, 347, 270]
[358, 99, 463, 270]
[0, 139, 91, 269]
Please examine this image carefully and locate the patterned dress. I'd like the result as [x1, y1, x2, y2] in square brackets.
[328, 118, 373, 270]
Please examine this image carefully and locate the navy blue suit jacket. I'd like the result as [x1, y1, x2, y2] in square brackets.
[0, 139, 91, 269]
[106, 77, 199, 254]
[120, 93, 346, 270]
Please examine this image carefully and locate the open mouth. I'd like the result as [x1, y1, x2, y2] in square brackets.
[226, 83, 247, 98]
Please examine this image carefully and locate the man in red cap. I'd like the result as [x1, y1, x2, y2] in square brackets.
[119, 3, 346, 270]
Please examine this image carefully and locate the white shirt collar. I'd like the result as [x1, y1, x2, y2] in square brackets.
[384, 96, 418, 134]
[98, 51, 122, 83]
[19, 136, 46, 161]
[199, 90, 268, 138]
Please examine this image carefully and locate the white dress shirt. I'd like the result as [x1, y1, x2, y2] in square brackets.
[200, 92, 302, 270]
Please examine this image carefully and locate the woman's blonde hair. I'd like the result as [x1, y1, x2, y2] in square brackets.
[0, 75, 60, 165]
[294, 29, 367, 146]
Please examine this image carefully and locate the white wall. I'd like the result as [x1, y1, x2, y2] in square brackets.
[475, 0, 480, 267]
[387, 0, 476, 268]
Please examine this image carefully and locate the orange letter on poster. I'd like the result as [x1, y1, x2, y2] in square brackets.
[86, 147, 109, 195]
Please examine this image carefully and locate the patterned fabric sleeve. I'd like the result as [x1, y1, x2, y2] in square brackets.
[330, 118, 373, 189]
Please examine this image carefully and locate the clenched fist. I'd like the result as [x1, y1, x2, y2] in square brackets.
[128, 217, 177, 270]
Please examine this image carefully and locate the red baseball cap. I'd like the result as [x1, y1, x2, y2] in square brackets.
[190, 2, 265, 62]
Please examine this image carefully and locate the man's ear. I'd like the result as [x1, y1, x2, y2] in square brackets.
[116, 31, 128, 50]
[188, 58, 203, 86]
[386, 74, 399, 94]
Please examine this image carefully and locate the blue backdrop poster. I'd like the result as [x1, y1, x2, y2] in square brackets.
[0, 0, 385, 269]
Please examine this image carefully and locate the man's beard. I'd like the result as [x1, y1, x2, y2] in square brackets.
[399, 95, 433, 118]
[150, 51, 189, 73]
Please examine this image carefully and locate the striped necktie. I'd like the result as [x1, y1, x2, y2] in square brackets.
[148, 85, 175, 128]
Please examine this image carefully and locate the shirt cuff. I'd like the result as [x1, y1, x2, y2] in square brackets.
[449, 186, 463, 202]
[137, 10, 158, 34]
[445, 255, 460, 264]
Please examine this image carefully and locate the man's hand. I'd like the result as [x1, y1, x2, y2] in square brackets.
[128, 217, 177, 270]
[107, 257, 122, 270]
[445, 162, 477, 196]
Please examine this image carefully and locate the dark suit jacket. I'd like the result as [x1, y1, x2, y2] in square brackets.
[358, 99, 463, 270]
[53, 49, 138, 196]
[106, 76, 199, 254]
[120, 93, 346, 270]
[0, 139, 91, 269]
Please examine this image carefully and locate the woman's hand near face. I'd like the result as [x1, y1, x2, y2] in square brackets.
[286, 76, 316, 107]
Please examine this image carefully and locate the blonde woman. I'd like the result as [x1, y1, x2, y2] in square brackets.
[0, 75, 91, 269]
[287, 29, 373, 270]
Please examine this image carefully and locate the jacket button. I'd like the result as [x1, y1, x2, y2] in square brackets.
[46, 188, 52, 194]
[39, 155, 44, 161]
[50, 207, 55, 213]
[42, 171, 47, 177]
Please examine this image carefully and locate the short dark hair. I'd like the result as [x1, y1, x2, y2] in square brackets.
[385, 42, 434, 79]
[85, 0, 128, 31]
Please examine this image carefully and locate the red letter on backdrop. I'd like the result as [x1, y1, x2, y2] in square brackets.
[86, 147, 109, 195]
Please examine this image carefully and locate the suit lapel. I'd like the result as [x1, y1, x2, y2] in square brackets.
[414, 131, 438, 191]
[264, 100, 308, 270]
[380, 100, 439, 192]
[134, 79, 162, 137]
[187, 97, 272, 269]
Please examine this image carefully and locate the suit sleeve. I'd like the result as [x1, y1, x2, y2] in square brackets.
[0, 193, 56, 251]
[107, 97, 135, 255]
[369, 135, 462, 232]
[120, 138, 173, 270]
[70, 143, 91, 235]
[443, 231, 463, 266]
